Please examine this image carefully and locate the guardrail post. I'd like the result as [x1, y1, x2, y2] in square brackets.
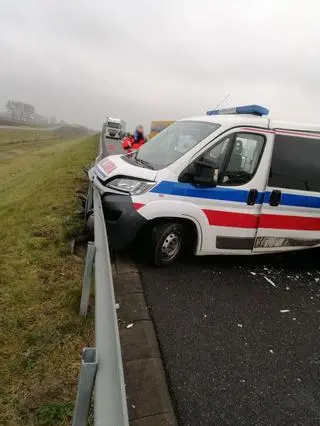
[72, 347, 97, 426]
[79, 242, 96, 316]
[85, 184, 93, 217]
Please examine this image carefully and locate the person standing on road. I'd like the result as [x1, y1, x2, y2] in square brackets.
[133, 125, 146, 146]
[122, 125, 147, 153]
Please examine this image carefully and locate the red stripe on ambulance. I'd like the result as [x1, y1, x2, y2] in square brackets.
[133, 203, 145, 211]
[202, 209, 259, 228]
[260, 214, 320, 231]
[202, 209, 320, 231]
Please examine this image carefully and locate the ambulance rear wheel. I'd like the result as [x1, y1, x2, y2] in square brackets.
[151, 222, 185, 266]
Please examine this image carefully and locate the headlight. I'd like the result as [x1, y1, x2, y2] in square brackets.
[107, 178, 155, 195]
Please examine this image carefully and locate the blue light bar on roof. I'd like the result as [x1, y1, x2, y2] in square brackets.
[206, 104, 269, 116]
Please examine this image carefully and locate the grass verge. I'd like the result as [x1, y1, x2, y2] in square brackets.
[0, 128, 55, 145]
[0, 134, 98, 425]
[0, 127, 91, 149]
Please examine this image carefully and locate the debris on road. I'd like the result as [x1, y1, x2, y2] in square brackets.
[139, 246, 320, 424]
[264, 276, 276, 287]
[126, 323, 134, 329]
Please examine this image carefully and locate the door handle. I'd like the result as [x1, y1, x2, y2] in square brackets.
[269, 190, 282, 206]
[247, 189, 258, 205]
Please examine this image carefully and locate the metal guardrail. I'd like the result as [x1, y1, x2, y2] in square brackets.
[72, 134, 129, 426]
[93, 186, 129, 426]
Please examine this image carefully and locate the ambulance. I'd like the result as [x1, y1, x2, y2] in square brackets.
[92, 105, 320, 266]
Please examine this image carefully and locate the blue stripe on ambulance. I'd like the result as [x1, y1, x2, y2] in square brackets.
[95, 166, 107, 180]
[150, 181, 264, 203]
[264, 191, 320, 209]
[150, 181, 320, 208]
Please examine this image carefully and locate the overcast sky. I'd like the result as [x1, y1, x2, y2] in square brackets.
[1, 0, 319, 131]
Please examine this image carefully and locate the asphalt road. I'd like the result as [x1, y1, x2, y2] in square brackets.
[138, 250, 320, 426]
[102, 135, 124, 157]
[102, 137, 320, 425]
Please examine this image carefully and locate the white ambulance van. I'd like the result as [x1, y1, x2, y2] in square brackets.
[92, 105, 320, 266]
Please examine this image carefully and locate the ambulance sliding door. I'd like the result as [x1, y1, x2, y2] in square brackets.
[254, 131, 320, 252]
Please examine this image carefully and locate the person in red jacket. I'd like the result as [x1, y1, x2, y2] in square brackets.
[122, 125, 146, 153]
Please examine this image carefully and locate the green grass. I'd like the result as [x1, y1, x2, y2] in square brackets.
[0, 128, 55, 144]
[0, 133, 98, 425]
[0, 128, 91, 162]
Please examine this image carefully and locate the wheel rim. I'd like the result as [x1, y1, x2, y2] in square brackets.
[160, 232, 181, 261]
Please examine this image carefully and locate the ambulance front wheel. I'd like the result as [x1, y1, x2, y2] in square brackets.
[150, 222, 185, 266]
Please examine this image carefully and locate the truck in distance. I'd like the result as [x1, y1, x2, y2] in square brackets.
[104, 117, 126, 139]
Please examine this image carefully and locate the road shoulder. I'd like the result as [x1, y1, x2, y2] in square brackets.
[113, 254, 177, 426]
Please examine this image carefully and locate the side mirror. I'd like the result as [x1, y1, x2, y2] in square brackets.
[212, 167, 219, 185]
[192, 166, 219, 187]
[180, 162, 219, 187]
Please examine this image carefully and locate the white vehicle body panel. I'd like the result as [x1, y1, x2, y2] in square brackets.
[93, 112, 320, 256]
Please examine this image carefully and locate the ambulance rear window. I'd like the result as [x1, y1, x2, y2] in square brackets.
[136, 121, 220, 170]
[269, 134, 320, 192]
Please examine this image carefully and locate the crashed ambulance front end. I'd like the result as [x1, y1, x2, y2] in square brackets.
[90, 155, 157, 250]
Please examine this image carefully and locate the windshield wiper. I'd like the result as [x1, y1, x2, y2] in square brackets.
[134, 156, 154, 169]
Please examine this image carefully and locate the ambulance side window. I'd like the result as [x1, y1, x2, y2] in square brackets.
[201, 132, 265, 185]
[200, 133, 265, 186]
[202, 136, 231, 168]
[268, 134, 320, 192]
[221, 133, 265, 185]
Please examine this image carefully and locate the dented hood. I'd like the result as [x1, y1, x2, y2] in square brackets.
[93, 154, 157, 183]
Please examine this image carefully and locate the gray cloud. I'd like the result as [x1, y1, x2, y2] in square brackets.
[1, 0, 319, 131]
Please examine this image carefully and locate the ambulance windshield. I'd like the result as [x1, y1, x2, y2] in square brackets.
[135, 121, 220, 170]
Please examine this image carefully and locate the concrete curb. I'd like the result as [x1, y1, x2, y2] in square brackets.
[113, 254, 177, 426]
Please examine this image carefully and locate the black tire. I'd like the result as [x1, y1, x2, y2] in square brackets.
[150, 222, 186, 266]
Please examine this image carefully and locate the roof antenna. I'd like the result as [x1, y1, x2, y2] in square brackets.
[215, 94, 230, 109]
